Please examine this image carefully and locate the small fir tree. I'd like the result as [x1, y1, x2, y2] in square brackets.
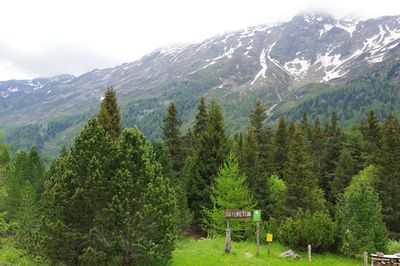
[202, 153, 255, 239]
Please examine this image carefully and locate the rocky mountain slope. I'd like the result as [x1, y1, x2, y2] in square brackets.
[2, 13, 400, 154]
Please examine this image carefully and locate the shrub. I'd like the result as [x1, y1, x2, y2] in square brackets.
[387, 240, 400, 254]
[278, 209, 335, 252]
[338, 166, 387, 257]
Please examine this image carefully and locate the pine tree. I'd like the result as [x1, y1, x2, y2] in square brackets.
[338, 166, 387, 256]
[98, 87, 122, 141]
[366, 110, 382, 147]
[273, 116, 288, 179]
[104, 128, 178, 265]
[310, 119, 324, 181]
[162, 102, 184, 173]
[364, 110, 382, 165]
[300, 113, 311, 141]
[240, 132, 266, 209]
[284, 125, 326, 215]
[152, 140, 192, 231]
[346, 129, 366, 174]
[249, 101, 267, 142]
[27, 146, 45, 198]
[5, 147, 44, 220]
[39, 118, 116, 264]
[375, 114, 400, 237]
[194, 97, 208, 138]
[202, 153, 255, 239]
[321, 112, 344, 202]
[188, 100, 228, 223]
[330, 148, 355, 204]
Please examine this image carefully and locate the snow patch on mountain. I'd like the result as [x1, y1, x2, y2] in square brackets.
[251, 48, 268, 85]
[319, 24, 334, 37]
[335, 20, 358, 36]
[284, 58, 310, 79]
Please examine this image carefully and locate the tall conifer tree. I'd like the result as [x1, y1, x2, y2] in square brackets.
[188, 100, 228, 222]
[321, 112, 344, 202]
[162, 102, 184, 173]
[273, 116, 288, 179]
[284, 125, 325, 215]
[98, 87, 122, 141]
[375, 114, 400, 236]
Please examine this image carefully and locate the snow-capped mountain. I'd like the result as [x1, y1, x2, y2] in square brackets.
[1, 13, 400, 127]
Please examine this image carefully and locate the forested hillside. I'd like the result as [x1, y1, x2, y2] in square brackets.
[275, 61, 400, 127]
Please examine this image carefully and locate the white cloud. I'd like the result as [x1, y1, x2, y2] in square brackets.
[0, 0, 399, 80]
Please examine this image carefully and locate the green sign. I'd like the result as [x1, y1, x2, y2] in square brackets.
[253, 210, 261, 222]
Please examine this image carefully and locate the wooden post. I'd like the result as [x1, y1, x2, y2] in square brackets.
[256, 221, 260, 256]
[225, 219, 231, 253]
[364, 252, 368, 266]
[308, 244, 312, 262]
[268, 242, 271, 255]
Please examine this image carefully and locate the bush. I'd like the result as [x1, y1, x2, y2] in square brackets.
[386, 240, 400, 254]
[278, 209, 335, 252]
[338, 166, 387, 257]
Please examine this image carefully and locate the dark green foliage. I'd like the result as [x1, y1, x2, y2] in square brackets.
[363, 111, 383, 165]
[39, 118, 116, 264]
[105, 128, 178, 265]
[202, 153, 255, 240]
[98, 87, 122, 141]
[249, 101, 267, 142]
[284, 124, 326, 215]
[338, 166, 387, 256]
[345, 130, 366, 174]
[310, 119, 324, 181]
[162, 102, 184, 173]
[273, 116, 288, 179]
[194, 97, 208, 138]
[279, 210, 335, 252]
[321, 112, 344, 203]
[375, 115, 400, 237]
[187, 100, 229, 223]
[300, 113, 311, 141]
[330, 149, 355, 204]
[5, 147, 45, 220]
[14, 181, 39, 253]
[152, 140, 192, 232]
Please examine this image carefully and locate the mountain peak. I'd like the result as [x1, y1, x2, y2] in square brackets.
[293, 11, 335, 23]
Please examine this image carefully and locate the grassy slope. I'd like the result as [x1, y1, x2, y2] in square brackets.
[0, 239, 47, 266]
[171, 237, 360, 266]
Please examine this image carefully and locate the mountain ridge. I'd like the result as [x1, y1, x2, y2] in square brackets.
[2, 13, 400, 157]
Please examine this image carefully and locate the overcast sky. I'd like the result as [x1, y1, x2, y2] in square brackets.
[0, 0, 399, 80]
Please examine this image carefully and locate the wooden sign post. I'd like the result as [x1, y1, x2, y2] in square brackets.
[253, 210, 261, 256]
[224, 210, 252, 253]
[225, 219, 231, 253]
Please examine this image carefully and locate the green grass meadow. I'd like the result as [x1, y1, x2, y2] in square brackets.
[171, 237, 361, 266]
[1, 237, 364, 265]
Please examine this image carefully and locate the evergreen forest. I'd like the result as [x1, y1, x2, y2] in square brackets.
[1, 87, 400, 265]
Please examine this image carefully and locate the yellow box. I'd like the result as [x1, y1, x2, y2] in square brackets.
[266, 233, 273, 242]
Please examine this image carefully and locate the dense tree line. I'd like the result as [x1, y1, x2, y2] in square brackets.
[1, 89, 400, 264]
[160, 99, 399, 257]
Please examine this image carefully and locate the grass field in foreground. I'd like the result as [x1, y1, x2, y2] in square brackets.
[171, 237, 361, 266]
